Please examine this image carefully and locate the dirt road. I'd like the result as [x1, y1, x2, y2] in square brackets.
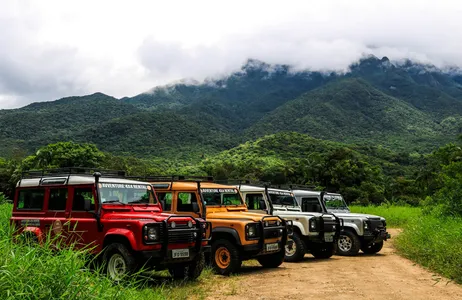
[206, 229, 462, 300]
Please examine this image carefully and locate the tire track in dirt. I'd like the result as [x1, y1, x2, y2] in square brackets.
[205, 229, 462, 300]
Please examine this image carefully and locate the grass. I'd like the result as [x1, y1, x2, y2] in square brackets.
[0, 203, 214, 299]
[350, 204, 462, 283]
[394, 215, 462, 284]
[350, 204, 422, 227]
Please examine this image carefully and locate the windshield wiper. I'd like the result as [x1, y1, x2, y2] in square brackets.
[127, 200, 149, 204]
[102, 200, 126, 205]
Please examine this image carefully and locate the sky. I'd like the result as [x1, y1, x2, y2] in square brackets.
[1, 0, 462, 109]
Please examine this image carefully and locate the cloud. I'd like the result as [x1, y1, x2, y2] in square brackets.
[1, 0, 462, 108]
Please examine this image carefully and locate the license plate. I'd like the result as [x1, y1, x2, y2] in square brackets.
[266, 243, 279, 252]
[324, 234, 334, 242]
[172, 249, 190, 258]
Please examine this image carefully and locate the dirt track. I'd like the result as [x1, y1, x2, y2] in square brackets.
[206, 229, 462, 300]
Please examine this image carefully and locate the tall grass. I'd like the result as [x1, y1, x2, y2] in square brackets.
[0, 204, 212, 299]
[350, 204, 422, 227]
[395, 216, 462, 284]
[350, 204, 462, 283]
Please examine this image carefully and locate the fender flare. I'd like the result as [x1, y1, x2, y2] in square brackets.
[212, 227, 241, 245]
[104, 228, 138, 250]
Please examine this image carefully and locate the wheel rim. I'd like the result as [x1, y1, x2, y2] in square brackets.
[285, 237, 297, 257]
[215, 246, 231, 269]
[108, 253, 127, 281]
[338, 235, 352, 252]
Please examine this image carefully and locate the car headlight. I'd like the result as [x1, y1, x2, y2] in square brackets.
[309, 218, 318, 231]
[246, 223, 259, 239]
[382, 220, 387, 227]
[363, 220, 369, 230]
[144, 226, 160, 242]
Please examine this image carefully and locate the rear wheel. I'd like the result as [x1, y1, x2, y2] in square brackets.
[169, 252, 205, 280]
[311, 243, 334, 259]
[336, 231, 361, 256]
[212, 239, 241, 275]
[103, 243, 137, 281]
[284, 232, 306, 262]
[361, 241, 384, 254]
[257, 249, 285, 268]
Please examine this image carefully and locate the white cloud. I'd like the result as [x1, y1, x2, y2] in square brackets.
[1, 0, 462, 108]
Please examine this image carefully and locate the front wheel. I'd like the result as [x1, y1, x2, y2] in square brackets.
[361, 241, 384, 254]
[336, 231, 361, 256]
[211, 239, 242, 275]
[257, 249, 285, 268]
[169, 252, 205, 280]
[284, 232, 306, 262]
[311, 243, 334, 259]
[103, 243, 137, 281]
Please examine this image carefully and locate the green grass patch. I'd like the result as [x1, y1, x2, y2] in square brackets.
[395, 215, 462, 284]
[350, 204, 422, 227]
[0, 204, 213, 299]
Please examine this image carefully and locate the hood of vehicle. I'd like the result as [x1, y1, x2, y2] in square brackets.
[332, 212, 384, 220]
[102, 211, 191, 223]
[207, 210, 276, 222]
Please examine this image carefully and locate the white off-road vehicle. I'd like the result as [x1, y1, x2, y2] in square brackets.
[292, 189, 390, 256]
[236, 184, 341, 262]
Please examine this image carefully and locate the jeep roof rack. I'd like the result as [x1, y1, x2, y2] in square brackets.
[21, 167, 126, 179]
[131, 175, 214, 182]
[214, 179, 272, 189]
[275, 184, 317, 191]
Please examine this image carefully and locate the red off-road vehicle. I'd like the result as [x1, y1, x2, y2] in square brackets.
[9, 168, 210, 281]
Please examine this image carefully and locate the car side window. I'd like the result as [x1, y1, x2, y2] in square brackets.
[245, 193, 264, 210]
[72, 188, 94, 211]
[157, 192, 172, 211]
[48, 188, 68, 211]
[17, 189, 45, 210]
[301, 197, 322, 212]
[177, 192, 197, 212]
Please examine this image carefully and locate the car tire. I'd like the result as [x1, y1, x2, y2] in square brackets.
[311, 243, 334, 259]
[103, 243, 137, 281]
[361, 241, 384, 254]
[284, 232, 306, 262]
[169, 252, 205, 280]
[335, 230, 361, 256]
[211, 239, 242, 275]
[257, 248, 285, 268]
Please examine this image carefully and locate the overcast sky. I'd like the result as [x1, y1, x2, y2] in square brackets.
[1, 0, 462, 108]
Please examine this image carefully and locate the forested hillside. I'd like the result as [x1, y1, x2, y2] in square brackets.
[1, 56, 462, 159]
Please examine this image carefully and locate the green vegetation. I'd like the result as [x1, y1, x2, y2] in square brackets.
[350, 205, 422, 227]
[395, 215, 462, 283]
[0, 203, 214, 299]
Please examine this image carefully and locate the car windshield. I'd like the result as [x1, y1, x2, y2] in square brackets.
[323, 194, 348, 210]
[99, 182, 157, 204]
[268, 191, 297, 207]
[201, 188, 244, 206]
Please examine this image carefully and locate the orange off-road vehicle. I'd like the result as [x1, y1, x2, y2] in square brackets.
[10, 169, 211, 281]
[147, 177, 291, 275]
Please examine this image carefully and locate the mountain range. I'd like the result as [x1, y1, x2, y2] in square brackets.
[1, 55, 462, 160]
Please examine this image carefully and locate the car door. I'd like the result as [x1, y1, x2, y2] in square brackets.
[66, 185, 100, 250]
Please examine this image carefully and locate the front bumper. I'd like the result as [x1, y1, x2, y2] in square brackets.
[364, 228, 390, 243]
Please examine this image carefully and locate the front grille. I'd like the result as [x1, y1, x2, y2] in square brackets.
[322, 217, 337, 232]
[369, 219, 384, 231]
[168, 230, 196, 244]
[264, 228, 282, 239]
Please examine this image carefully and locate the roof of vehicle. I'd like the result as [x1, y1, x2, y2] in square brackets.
[236, 185, 293, 195]
[17, 176, 151, 188]
[291, 189, 342, 197]
[150, 181, 238, 191]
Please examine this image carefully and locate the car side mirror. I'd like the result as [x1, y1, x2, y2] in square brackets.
[192, 202, 200, 213]
[84, 199, 91, 211]
[259, 199, 267, 210]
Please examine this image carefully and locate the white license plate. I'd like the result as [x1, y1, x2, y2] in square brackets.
[324, 234, 334, 242]
[172, 249, 190, 258]
[266, 243, 279, 252]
